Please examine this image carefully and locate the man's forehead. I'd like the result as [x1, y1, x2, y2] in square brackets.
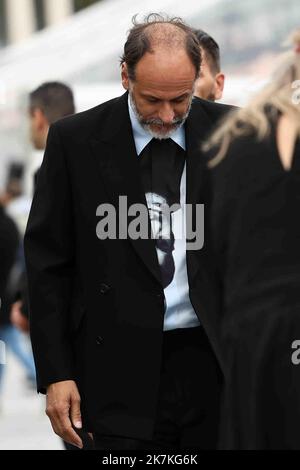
[135, 49, 196, 76]
[136, 79, 194, 97]
[134, 61, 195, 98]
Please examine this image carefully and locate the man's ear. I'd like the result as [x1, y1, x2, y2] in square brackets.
[121, 63, 129, 90]
[214, 73, 225, 101]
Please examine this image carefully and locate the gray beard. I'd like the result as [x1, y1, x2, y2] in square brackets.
[129, 91, 193, 140]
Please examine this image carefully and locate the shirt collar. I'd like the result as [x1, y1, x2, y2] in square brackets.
[128, 94, 186, 156]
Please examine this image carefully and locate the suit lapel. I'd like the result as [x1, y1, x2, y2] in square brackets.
[185, 98, 213, 205]
[89, 92, 162, 285]
[185, 98, 214, 281]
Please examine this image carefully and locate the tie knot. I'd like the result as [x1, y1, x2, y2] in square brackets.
[139, 136, 185, 207]
[151, 137, 175, 148]
[141, 138, 183, 157]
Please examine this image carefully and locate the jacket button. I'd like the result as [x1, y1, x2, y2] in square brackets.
[100, 283, 111, 295]
[96, 336, 104, 345]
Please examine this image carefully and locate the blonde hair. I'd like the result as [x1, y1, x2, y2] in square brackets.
[205, 29, 300, 168]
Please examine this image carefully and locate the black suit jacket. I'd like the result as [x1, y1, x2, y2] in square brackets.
[24, 92, 232, 439]
[0, 206, 19, 326]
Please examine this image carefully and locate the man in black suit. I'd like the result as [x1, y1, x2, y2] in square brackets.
[0, 203, 20, 385]
[11, 82, 75, 333]
[0, 204, 19, 328]
[24, 14, 231, 450]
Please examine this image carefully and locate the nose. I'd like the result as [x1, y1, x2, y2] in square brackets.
[158, 103, 175, 125]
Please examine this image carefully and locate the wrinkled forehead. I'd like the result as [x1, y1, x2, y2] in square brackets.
[133, 49, 196, 98]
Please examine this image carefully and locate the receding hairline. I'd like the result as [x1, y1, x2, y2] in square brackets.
[121, 15, 201, 81]
[142, 22, 190, 50]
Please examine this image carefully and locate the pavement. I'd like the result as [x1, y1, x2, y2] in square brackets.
[0, 350, 63, 450]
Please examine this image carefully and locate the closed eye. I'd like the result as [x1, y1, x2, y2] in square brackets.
[146, 97, 160, 103]
[171, 97, 187, 103]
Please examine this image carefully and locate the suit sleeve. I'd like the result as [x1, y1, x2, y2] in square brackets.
[199, 157, 223, 313]
[24, 123, 76, 393]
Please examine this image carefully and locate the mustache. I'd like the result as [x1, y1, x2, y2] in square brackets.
[140, 116, 185, 127]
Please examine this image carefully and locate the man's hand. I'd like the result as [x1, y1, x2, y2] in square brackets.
[10, 301, 30, 333]
[46, 380, 83, 449]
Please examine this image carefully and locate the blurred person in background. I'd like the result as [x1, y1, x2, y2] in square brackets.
[204, 29, 300, 449]
[11, 82, 75, 334]
[10, 81, 76, 451]
[0, 163, 24, 207]
[29, 81, 76, 184]
[193, 29, 225, 101]
[284, 28, 300, 54]
[0, 163, 31, 236]
[0, 200, 36, 402]
[24, 14, 233, 451]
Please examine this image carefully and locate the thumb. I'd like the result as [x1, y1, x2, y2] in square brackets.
[70, 393, 82, 429]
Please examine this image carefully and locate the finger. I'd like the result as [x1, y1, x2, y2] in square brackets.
[61, 425, 83, 449]
[56, 413, 83, 449]
[48, 402, 83, 449]
[70, 394, 82, 429]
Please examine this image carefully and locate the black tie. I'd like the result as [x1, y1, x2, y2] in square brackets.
[139, 138, 186, 206]
[139, 138, 186, 288]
